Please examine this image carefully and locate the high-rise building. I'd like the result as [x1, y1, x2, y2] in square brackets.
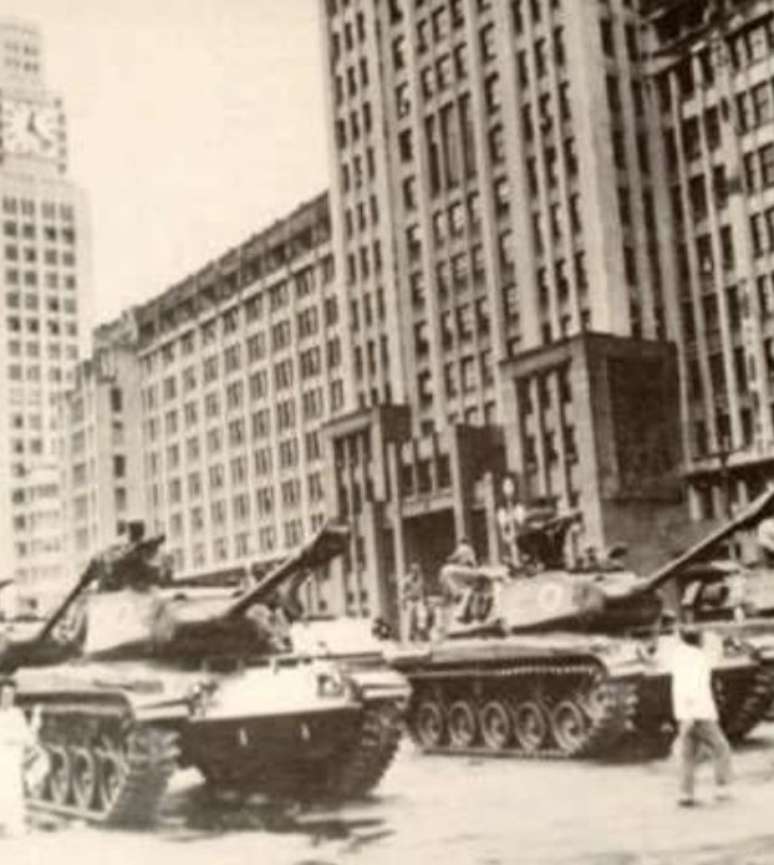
[319, 0, 669, 430]
[641, 0, 774, 524]
[133, 194, 349, 616]
[59, 313, 143, 579]
[0, 18, 91, 599]
[316, 0, 686, 594]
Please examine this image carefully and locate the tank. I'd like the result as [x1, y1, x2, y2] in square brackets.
[2, 523, 409, 826]
[390, 491, 774, 760]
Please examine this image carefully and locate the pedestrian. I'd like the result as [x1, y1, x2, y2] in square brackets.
[0, 679, 37, 837]
[402, 563, 429, 641]
[757, 515, 774, 567]
[664, 623, 733, 807]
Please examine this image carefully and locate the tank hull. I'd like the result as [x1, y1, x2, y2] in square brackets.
[14, 655, 409, 825]
[390, 632, 771, 760]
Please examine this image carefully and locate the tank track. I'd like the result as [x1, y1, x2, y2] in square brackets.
[313, 700, 403, 799]
[199, 700, 403, 801]
[25, 704, 179, 826]
[405, 661, 639, 760]
[716, 663, 774, 743]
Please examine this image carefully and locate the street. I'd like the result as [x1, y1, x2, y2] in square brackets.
[7, 724, 774, 865]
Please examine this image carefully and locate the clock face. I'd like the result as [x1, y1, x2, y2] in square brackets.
[2, 99, 58, 158]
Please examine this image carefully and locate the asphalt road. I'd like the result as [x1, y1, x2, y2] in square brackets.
[7, 725, 774, 865]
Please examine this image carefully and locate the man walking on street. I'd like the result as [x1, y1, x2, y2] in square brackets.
[665, 623, 733, 807]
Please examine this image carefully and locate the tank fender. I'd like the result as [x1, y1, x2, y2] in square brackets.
[15, 665, 210, 724]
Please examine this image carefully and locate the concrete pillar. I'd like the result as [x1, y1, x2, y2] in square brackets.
[448, 426, 475, 542]
[567, 340, 605, 550]
[481, 471, 500, 565]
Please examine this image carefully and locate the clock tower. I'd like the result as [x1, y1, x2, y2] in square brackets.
[0, 18, 92, 609]
[0, 19, 67, 175]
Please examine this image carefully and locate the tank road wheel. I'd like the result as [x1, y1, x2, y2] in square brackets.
[70, 746, 98, 810]
[550, 699, 589, 756]
[95, 735, 127, 814]
[479, 700, 512, 751]
[447, 700, 478, 748]
[512, 701, 547, 755]
[47, 744, 72, 806]
[411, 698, 447, 748]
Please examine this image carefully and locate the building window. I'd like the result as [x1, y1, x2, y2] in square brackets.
[484, 73, 501, 112]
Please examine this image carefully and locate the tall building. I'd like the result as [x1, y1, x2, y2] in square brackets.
[641, 0, 774, 523]
[316, 0, 686, 595]
[319, 0, 670, 428]
[59, 314, 143, 580]
[0, 18, 91, 599]
[134, 194, 350, 616]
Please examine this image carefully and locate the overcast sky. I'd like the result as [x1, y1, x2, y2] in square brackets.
[3, 0, 329, 327]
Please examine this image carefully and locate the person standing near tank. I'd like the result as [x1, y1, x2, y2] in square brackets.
[0, 680, 38, 837]
[664, 622, 733, 807]
[402, 562, 429, 641]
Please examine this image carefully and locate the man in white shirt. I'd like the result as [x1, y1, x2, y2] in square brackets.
[0, 680, 38, 836]
[667, 625, 732, 806]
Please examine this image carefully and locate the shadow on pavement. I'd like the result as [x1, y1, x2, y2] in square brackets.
[158, 781, 394, 851]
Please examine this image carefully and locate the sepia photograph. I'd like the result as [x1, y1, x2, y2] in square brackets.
[1, 1, 774, 862]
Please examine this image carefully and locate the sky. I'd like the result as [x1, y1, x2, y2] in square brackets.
[3, 0, 329, 326]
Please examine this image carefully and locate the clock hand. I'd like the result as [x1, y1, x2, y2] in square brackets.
[28, 112, 52, 148]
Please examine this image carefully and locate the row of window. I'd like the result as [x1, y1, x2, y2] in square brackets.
[156, 492, 319, 546]
[737, 76, 774, 134]
[144, 379, 344, 445]
[7, 315, 78, 336]
[145, 431, 321, 483]
[511, 0, 565, 36]
[147, 311, 339, 380]
[178, 513, 318, 566]
[1, 198, 74, 221]
[141, 271, 336, 375]
[5, 270, 78, 291]
[7, 363, 72, 383]
[750, 206, 774, 258]
[7, 339, 76, 360]
[442, 351, 495, 397]
[6, 292, 77, 312]
[144, 342, 340, 409]
[659, 17, 774, 111]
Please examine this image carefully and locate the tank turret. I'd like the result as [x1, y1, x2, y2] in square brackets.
[0, 526, 167, 672]
[439, 488, 774, 639]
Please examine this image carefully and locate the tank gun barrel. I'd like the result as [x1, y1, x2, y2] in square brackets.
[638, 486, 774, 595]
[224, 522, 350, 619]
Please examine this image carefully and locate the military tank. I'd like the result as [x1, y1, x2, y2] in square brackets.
[2, 523, 409, 826]
[390, 491, 774, 760]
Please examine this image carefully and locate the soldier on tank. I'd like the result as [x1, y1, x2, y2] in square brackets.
[440, 538, 479, 604]
[446, 537, 478, 569]
[246, 565, 311, 652]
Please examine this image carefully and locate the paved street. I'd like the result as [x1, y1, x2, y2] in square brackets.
[6, 724, 774, 865]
